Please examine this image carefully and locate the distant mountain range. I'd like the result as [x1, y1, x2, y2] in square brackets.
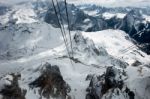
[44, 2, 150, 54]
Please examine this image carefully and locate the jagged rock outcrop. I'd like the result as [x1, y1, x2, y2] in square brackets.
[117, 9, 150, 42]
[29, 62, 71, 99]
[45, 2, 150, 54]
[138, 43, 150, 54]
[86, 67, 135, 99]
[0, 74, 26, 99]
[44, 1, 107, 32]
[73, 32, 108, 57]
[72, 32, 128, 68]
[118, 10, 150, 54]
[133, 22, 150, 43]
[118, 10, 144, 35]
[105, 16, 122, 29]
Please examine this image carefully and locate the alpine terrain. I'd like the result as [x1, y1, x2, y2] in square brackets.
[0, 0, 150, 99]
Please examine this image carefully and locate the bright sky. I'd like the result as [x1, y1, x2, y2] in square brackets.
[68, 0, 150, 7]
[0, 0, 150, 7]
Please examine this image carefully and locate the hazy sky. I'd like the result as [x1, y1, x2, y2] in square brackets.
[68, 0, 150, 7]
[0, 0, 150, 7]
[0, 0, 31, 5]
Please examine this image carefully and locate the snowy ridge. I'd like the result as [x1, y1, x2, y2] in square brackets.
[82, 29, 150, 65]
[0, 22, 64, 59]
[0, 1, 150, 99]
[12, 8, 37, 24]
[0, 28, 149, 99]
[102, 12, 126, 19]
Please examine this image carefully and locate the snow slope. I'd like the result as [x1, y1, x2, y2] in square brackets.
[0, 22, 65, 59]
[0, 1, 150, 99]
[82, 29, 150, 65]
[0, 28, 150, 99]
[102, 12, 126, 19]
[12, 8, 38, 24]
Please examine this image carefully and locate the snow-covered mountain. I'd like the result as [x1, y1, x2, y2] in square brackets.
[0, 1, 150, 99]
[44, 2, 150, 54]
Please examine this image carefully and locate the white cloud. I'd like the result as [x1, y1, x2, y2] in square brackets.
[0, 0, 150, 7]
[67, 0, 150, 7]
[0, 0, 32, 5]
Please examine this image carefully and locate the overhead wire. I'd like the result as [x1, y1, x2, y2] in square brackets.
[51, 0, 73, 65]
[51, 0, 143, 68]
[121, 45, 136, 54]
[52, 0, 132, 67]
[55, 0, 74, 66]
[55, 0, 68, 46]
[64, 0, 74, 58]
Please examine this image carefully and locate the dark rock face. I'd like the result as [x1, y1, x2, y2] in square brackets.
[0, 74, 26, 99]
[125, 87, 135, 99]
[106, 10, 150, 54]
[29, 62, 71, 99]
[117, 10, 150, 54]
[132, 60, 142, 66]
[118, 10, 144, 34]
[44, 2, 107, 32]
[132, 22, 150, 43]
[138, 43, 150, 54]
[86, 67, 134, 99]
[0, 5, 10, 15]
[104, 67, 124, 90]
[118, 10, 150, 43]
[105, 16, 122, 29]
